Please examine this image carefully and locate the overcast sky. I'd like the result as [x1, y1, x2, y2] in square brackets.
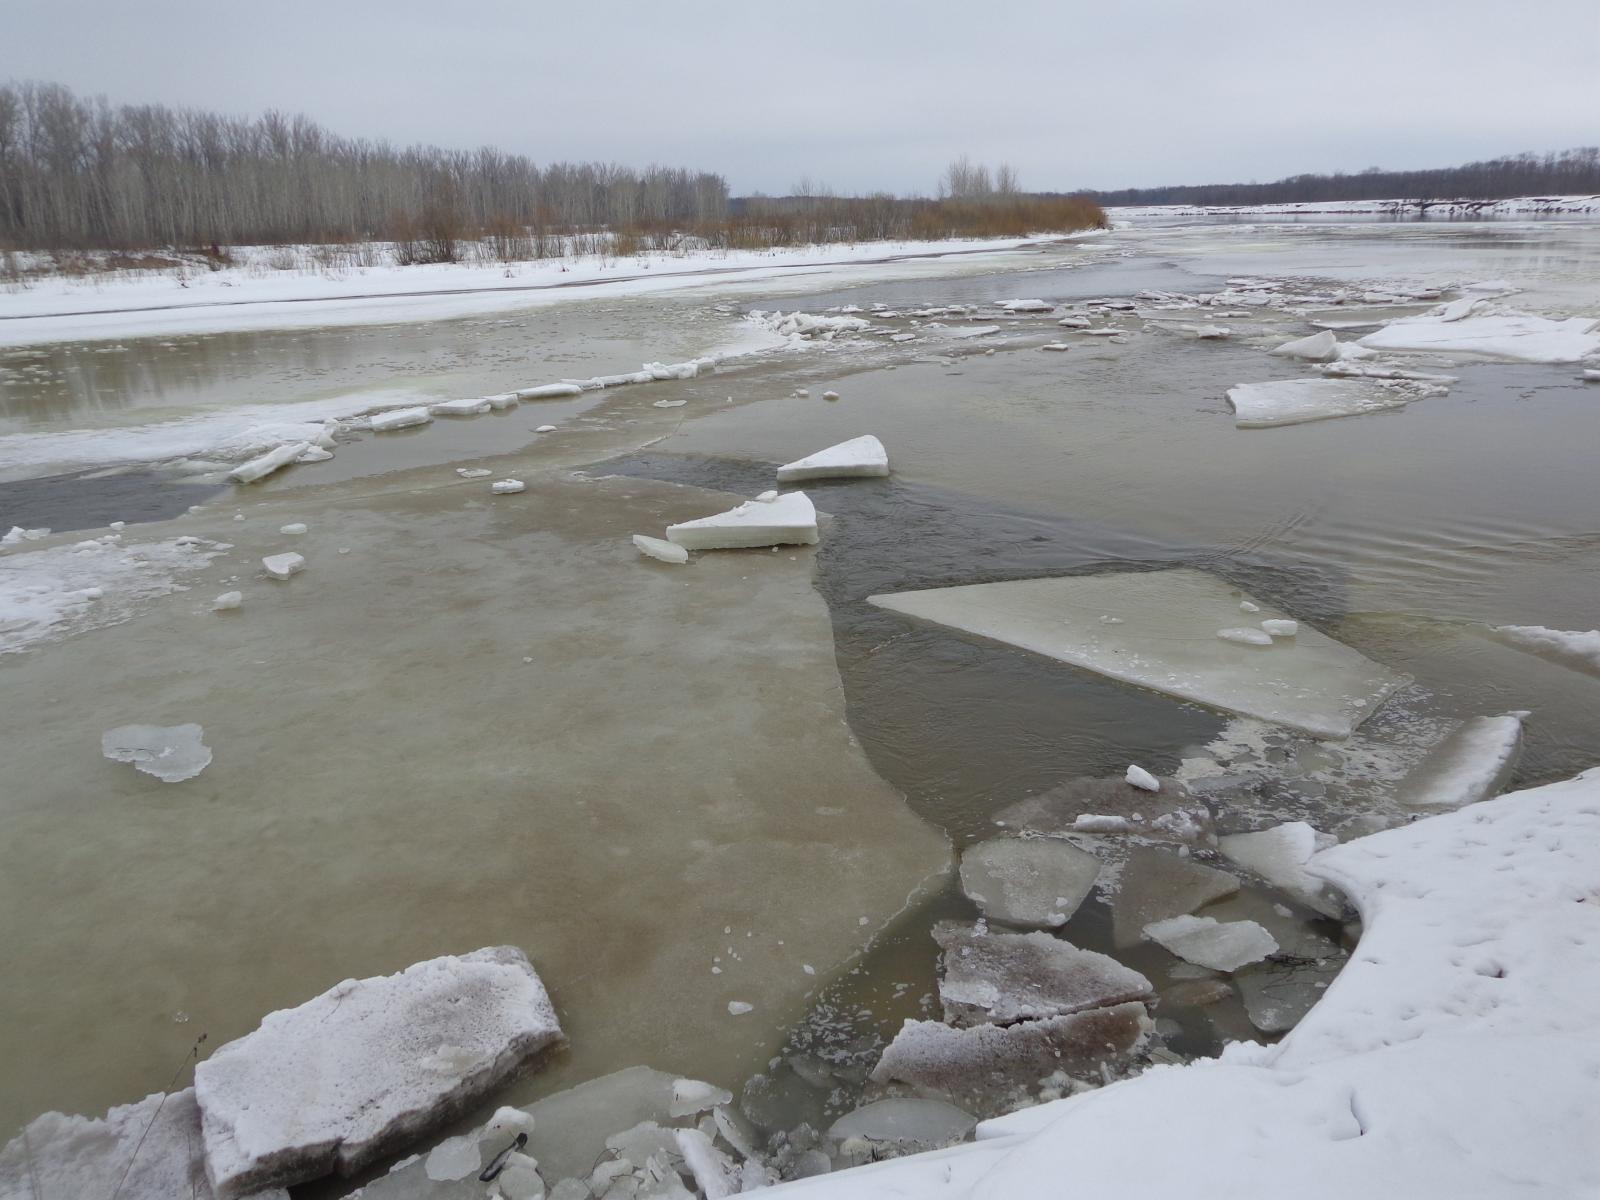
[8, 0, 1597, 195]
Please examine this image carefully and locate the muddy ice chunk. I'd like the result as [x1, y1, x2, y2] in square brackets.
[958, 837, 1101, 929]
[1396, 711, 1527, 810]
[230, 441, 311, 484]
[776, 435, 890, 483]
[870, 569, 1400, 738]
[1236, 958, 1341, 1034]
[633, 535, 689, 565]
[1226, 379, 1412, 428]
[0, 1088, 288, 1200]
[934, 922, 1151, 1026]
[1142, 915, 1278, 973]
[194, 946, 563, 1198]
[369, 407, 434, 432]
[102, 723, 212, 783]
[666, 492, 819, 550]
[1124, 764, 1160, 792]
[262, 552, 304, 579]
[674, 1128, 737, 1199]
[521, 1067, 680, 1183]
[869, 1004, 1150, 1114]
[996, 776, 1215, 846]
[1110, 847, 1240, 948]
[1219, 822, 1344, 918]
[1269, 329, 1339, 361]
[827, 1099, 977, 1155]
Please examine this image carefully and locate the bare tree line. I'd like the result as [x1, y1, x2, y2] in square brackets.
[0, 80, 729, 255]
[1080, 147, 1600, 208]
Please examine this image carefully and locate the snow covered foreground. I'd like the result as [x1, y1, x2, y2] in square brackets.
[770, 768, 1600, 1199]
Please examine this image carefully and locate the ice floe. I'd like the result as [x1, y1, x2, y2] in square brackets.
[958, 837, 1101, 929]
[1218, 822, 1343, 918]
[1359, 308, 1600, 363]
[214, 590, 243, 612]
[828, 1099, 977, 1157]
[490, 479, 526, 494]
[194, 946, 563, 1197]
[518, 383, 585, 399]
[1123, 764, 1160, 792]
[1490, 623, 1600, 677]
[1108, 847, 1239, 947]
[1141, 914, 1278, 972]
[996, 776, 1214, 847]
[934, 922, 1151, 1026]
[665, 491, 818, 550]
[776, 435, 890, 483]
[634, 534, 690, 564]
[230, 441, 311, 484]
[1394, 711, 1526, 810]
[1225, 379, 1412, 428]
[102, 722, 213, 782]
[998, 299, 1054, 313]
[428, 397, 492, 417]
[262, 552, 305, 579]
[870, 569, 1401, 738]
[1269, 330, 1339, 361]
[369, 407, 434, 433]
[1216, 626, 1274, 646]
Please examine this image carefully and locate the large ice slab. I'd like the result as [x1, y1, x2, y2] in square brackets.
[776, 436, 890, 483]
[869, 569, 1401, 738]
[869, 1003, 1150, 1114]
[934, 922, 1151, 1026]
[1269, 329, 1339, 361]
[958, 837, 1101, 929]
[0, 1089, 288, 1200]
[666, 491, 819, 550]
[1359, 310, 1600, 363]
[1395, 711, 1526, 810]
[1491, 623, 1600, 678]
[1226, 379, 1410, 428]
[194, 946, 564, 1198]
[828, 1099, 977, 1156]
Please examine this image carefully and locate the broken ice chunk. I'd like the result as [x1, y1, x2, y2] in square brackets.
[1226, 379, 1411, 428]
[669, 1079, 733, 1118]
[1111, 847, 1240, 947]
[515, 1067, 680, 1184]
[666, 492, 818, 551]
[230, 441, 311, 484]
[536, 424, 559, 433]
[1058, 315, 1091, 328]
[1236, 957, 1341, 1034]
[653, 399, 688, 408]
[675, 1128, 737, 1199]
[869, 1004, 1149, 1115]
[491, 480, 526, 495]
[485, 393, 519, 410]
[1218, 822, 1343, 918]
[279, 523, 307, 536]
[1040, 342, 1072, 352]
[934, 922, 1151, 1026]
[296, 446, 334, 464]
[262, 552, 305, 579]
[958, 837, 1101, 929]
[193, 946, 563, 1198]
[1216, 627, 1274, 646]
[1260, 619, 1298, 638]
[213, 591, 243, 612]
[429, 397, 492, 417]
[999, 299, 1054, 312]
[727, 1000, 753, 1015]
[456, 467, 492, 479]
[1125, 765, 1160, 792]
[869, 569, 1399, 738]
[1269, 330, 1339, 361]
[518, 384, 584, 399]
[1395, 711, 1527, 810]
[1490, 624, 1600, 678]
[102, 723, 212, 783]
[827, 1099, 976, 1157]
[1239, 600, 1260, 613]
[822, 390, 841, 400]
[369, 407, 433, 433]
[775, 435, 889, 483]
[633, 535, 689, 565]
[1142, 914, 1278, 973]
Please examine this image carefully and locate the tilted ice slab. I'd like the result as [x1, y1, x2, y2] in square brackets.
[767, 768, 1600, 1200]
[1491, 623, 1600, 678]
[369, 407, 434, 433]
[1269, 329, 1339, 361]
[1142, 914, 1278, 972]
[0, 1088, 288, 1200]
[1358, 310, 1600, 363]
[194, 946, 564, 1198]
[666, 491, 819, 550]
[1226, 379, 1411, 428]
[829, 1099, 978, 1155]
[1218, 822, 1343, 918]
[869, 569, 1401, 738]
[1109, 846, 1239, 948]
[934, 922, 1151, 1026]
[776, 435, 890, 483]
[1395, 711, 1526, 810]
[102, 722, 212, 782]
[958, 837, 1101, 929]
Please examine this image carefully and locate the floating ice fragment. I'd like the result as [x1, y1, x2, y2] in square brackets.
[536, 424, 559, 432]
[1219, 822, 1342, 917]
[296, 445, 334, 463]
[108, 521, 126, 531]
[653, 399, 687, 408]
[666, 492, 818, 550]
[1040, 342, 1072, 352]
[828, 1099, 977, 1155]
[491, 480, 526, 495]
[262, 552, 304, 579]
[1217, 627, 1274, 646]
[999, 299, 1054, 312]
[1073, 814, 1131, 832]
[1110, 847, 1240, 947]
[934, 922, 1151, 1026]
[230, 441, 309, 484]
[369, 407, 433, 433]
[485, 393, 520, 410]
[456, 468, 492, 478]
[633, 535, 688, 565]
[1260, 619, 1298, 638]
[1142, 914, 1278, 972]
[1239, 600, 1260, 613]
[1226, 379, 1411, 428]
[776, 435, 889, 483]
[279, 523, 307, 536]
[822, 390, 841, 400]
[1490, 624, 1600, 677]
[1396, 711, 1527, 810]
[429, 397, 492, 417]
[669, 1078, 732, 1118]
[213, 591, 242, 612]
[727, 1001, 753, 1015]
[1125, 765, 1160, 792]
[102, 723, 212, 783]
[518, 384, 584, 399]
[1057, 315, 1092, 328]
[1189, 325, 1231, 339]
[958, 837, 1101, 929]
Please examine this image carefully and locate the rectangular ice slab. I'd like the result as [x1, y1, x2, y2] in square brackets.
[666, 491, 818, 550]
[1226, 379, 1409, 428]
[194, 945, 563, 1198]
[934, 922, 1151, 1026]
[869, 569, 1401, 738]
[776, 435, 890, 483]
[1395, 711, 1526, 810]
[1359, 311, 1600, 363]
[230, 441, 310, 484]
[369, 407, 433, 433]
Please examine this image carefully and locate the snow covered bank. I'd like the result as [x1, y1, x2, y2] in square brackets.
[768, 766, 1600, 1198]
[0, 235, 1064, 347]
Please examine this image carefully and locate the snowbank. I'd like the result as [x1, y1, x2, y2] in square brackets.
[768, 767, 1600, 1198]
